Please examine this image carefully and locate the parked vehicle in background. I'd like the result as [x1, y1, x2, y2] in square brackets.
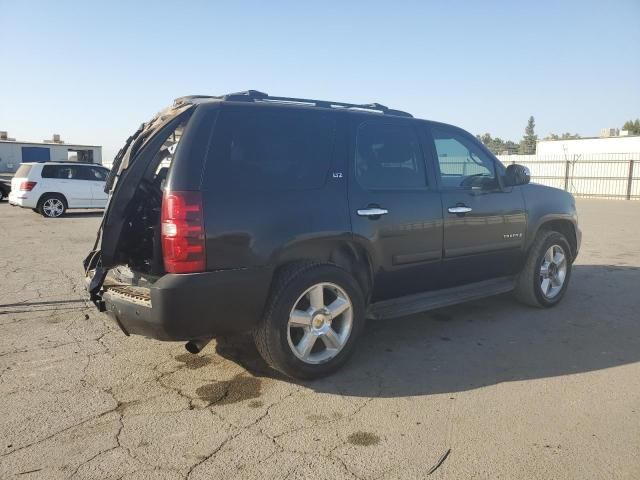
[9, 162, 109, 217]
[0, 178, 10, 201]
[84, 90, 581, 379]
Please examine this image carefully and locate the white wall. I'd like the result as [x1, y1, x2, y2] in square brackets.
[496, 152, 640, 200]
[537, 136, 640, 155]
[0, 142, 102, 173]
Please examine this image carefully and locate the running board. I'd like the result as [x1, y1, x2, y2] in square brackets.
[367, 276, 516, 320]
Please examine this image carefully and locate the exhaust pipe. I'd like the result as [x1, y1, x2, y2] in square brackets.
[185, 339, 211, 354]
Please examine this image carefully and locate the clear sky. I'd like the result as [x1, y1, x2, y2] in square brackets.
[1, 0, 639, 162]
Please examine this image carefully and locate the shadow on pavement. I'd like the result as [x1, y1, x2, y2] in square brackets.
[61, 210, 104, 218]
[216, 264, 640, 397]
[0, 298, 88, 315]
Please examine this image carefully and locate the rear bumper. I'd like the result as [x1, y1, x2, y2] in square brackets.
[8, 191, 37, 208]
[87, 267, 272, 341]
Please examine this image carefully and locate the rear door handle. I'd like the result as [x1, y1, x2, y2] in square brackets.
[357, 208, 389, 217]
[448, 206, 472, 214]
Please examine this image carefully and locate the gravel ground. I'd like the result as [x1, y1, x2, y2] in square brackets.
[0, 198, 638, 479]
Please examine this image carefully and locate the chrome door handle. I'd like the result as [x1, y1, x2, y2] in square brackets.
[448, 206, 472, 214]
[357, 208, 389, 217]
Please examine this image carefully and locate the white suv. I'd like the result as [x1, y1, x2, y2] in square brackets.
[8, 162, 110, 217]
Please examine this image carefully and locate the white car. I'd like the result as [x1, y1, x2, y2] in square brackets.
[8, 162, 110, 217]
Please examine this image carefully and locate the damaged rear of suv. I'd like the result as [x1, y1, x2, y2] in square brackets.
[85, 94, 272, 344]
[85, 90, 580, 379]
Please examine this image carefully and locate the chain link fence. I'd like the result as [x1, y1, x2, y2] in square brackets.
[496, 153, 640, 200]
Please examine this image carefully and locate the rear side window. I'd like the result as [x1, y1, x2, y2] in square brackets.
[42, 165, 82, 179]
[355, 121, 426, 190]
[15, 164, 32, 177]
[210, 107, 335, 191]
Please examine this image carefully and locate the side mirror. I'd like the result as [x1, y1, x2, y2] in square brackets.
[504, 164, 530, 187]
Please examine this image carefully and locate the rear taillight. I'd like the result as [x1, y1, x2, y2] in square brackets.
[161, 191, 206, 274]
[19, 181, 37, 191]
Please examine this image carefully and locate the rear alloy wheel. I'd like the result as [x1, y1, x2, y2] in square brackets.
[287, 282, 354, 365]
[39, 195, 66, 218]
[254, 263, 365, 379]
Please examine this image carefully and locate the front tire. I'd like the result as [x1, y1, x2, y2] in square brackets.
[38, 194, 67, 218]
[515, 230, 572, 307]
[254, 263, 365, 380]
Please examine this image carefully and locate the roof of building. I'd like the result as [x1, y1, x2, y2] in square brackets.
[539, 135, 640, 143]
[0, 139, 101, 148]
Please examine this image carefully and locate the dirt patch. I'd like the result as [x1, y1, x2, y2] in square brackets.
[115, 399, 141, 413]
[175, 353, 213, 370]
[308, 412, 342, 422]
[307, 414, 328, 422]
[347, 431, 380, 446]
[196, 374, 261, 405]
[248, 400, 264, 408]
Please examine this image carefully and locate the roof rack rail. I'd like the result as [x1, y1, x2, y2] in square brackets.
[47, 160, 99, 165]
[219, 90, 413, 118]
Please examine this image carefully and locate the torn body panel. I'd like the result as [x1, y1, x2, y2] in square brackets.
[84, 102, 197, 304]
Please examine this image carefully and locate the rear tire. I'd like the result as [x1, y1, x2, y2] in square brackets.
[253, 263, 365, 380]
[38, 194, 67, 218]
[515, 230, 572, 307]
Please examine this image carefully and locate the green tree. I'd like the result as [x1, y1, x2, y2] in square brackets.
[504, 140, 519, 154]
[622, 119, 640, 135]
[476, 133, 519, 155]
[519, 116, 537, 154]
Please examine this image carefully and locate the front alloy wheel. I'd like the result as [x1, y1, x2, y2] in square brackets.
[515, 230, 572, 307]
[539, 245, 567, 299]
[287, 282, 353, 364]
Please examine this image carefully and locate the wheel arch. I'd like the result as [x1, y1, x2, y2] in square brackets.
[271, 238, 374, 302]
[531, 217, 578, 260]
[37, 192, 69, 208]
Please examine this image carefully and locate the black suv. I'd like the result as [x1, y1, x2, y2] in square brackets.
[85, 90, 580, 379]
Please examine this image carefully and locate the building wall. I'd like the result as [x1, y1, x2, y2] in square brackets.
[536, 136, 640, 155]
[0, 143, 102, 174]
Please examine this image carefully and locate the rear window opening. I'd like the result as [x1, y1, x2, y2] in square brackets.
[117, 120, 189, 276]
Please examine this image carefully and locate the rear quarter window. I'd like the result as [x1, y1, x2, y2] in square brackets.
[208, 107, 335, 191]
[15, 164, 33, 177]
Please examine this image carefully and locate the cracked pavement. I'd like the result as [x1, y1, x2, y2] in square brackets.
[1, 199, 639, 479]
